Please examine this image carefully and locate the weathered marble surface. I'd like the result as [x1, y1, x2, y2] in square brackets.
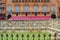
[0, 19, 60, 30]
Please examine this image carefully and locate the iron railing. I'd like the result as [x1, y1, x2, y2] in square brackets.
[12, 0, 50, 2]
[12, 12, 50, 16]
[0, 33, 60, 40]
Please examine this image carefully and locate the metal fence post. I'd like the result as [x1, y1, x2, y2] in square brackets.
[54, 33, 57, 40]
[43, 34, 46, 40]
[32, 34, 35, 40]
[22, 34, 24, 40]
[6, 34, 8, 40]
[11, 34, 13, 40]
[38, 34, 40, 40]
[1, 34, 3, 40]
[27, 34, 29, 40]
[16, 34, 18, 40]
[49, 34, 51, 40]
